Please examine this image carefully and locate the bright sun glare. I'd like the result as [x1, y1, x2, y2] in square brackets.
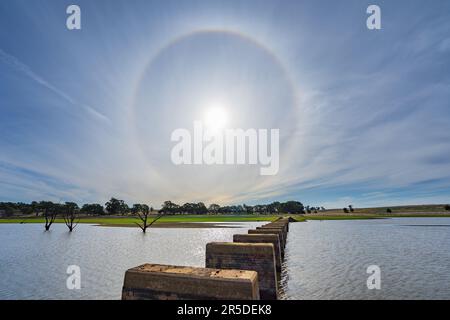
[203, 105, 228, 132]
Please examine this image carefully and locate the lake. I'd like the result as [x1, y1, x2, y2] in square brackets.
[1, 218, 449, 299]
[0, 222, 264, 299]
[283, 218, 450, 299]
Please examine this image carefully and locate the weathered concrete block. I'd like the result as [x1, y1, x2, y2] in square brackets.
[260, 223, 288, 233]
[248, 229, 285, 256]
[205, 242, 278, 300]
[264, 221, 288, 226]
[271, 224, 289, 232]
[122, 263, 259, 300]
[257, 226, 287, 240]
[274, 222, 289, 231]
[261, 222, 288, 229]
[255, 227, 286, 248]
[233, 234, 282, 276]
[273, 218, 290, 225]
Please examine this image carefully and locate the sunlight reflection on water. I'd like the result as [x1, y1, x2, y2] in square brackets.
[0, 222, 264, 299]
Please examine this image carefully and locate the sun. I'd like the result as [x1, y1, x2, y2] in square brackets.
[203, 105, 229, 132]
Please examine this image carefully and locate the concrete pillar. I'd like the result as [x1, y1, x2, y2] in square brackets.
[233, 234, 282, 277]
[266, 219, 288, 225]
[122, 263, 260, 300]
[255, 227, 287, 248]
[205, 242, 278, 300]
[267, 220, 289, 226]
[258, 224, 287, 233]
[260, 223, 288, 233]
[248, 229, 285, 256]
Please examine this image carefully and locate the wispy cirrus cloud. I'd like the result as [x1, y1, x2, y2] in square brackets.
[1, 0, 450, 208]
[0, 48, 110, 124]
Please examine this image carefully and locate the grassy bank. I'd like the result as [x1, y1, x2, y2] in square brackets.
[1, 212, 450, 227]
[323, 204, 450, 215]
[299, 214, 450, 221]
[0, 214, 279, 226]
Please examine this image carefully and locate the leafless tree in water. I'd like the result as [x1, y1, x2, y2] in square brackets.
[133, 204, 163, 233]
[63, 202, 79, 232]
[39, 201, 58, 231]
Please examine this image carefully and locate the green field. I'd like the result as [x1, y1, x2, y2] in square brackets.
[323, 204, 450, 215]
[1, 211, 450, 226]
[0, 214, 279, 225]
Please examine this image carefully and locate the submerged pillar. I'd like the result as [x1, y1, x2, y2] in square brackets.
[205, 242, 278, 300]
[122, 263, 259, 300]
[249, 228, 286, 252]
[259, 223, 288, 233]
[233, 233, 282, 277]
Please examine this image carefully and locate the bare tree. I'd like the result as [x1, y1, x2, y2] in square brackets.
[134, 204, 164, 233]
[41, 201, 58, 231]
[63, 202, 79, 232]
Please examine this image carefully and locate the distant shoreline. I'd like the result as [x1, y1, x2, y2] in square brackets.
[1, 212, 450, 228]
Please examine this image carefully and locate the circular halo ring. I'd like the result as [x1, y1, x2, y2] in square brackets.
[129, 28, 301, 187]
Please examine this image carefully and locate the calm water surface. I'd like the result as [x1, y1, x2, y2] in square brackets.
[0, 222, 263, 299]
[1, 218, 449, 299]
[283, 218, 450, 299]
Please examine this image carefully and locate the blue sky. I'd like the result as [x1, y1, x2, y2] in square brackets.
[1, 0, 450, 208]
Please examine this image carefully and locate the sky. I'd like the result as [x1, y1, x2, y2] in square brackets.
[1, 0, 450, 209]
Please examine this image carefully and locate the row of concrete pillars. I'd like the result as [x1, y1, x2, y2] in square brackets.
[122, 217, 291, 300]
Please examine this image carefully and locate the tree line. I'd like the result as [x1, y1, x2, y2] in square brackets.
[0, 198, 315, 217]
[0, 198, 323, 233]
[159, 200, 309, 215]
